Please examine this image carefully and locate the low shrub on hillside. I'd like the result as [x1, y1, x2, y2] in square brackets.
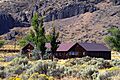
[0, 66, 5, 79]
[0, 70, 5, 79]
[0, 58, 5, 62]
[8, 77, 22, 80]
[11, 57, 28, 65]
[0, 40, 5, 48]
[110, 59, 120, 66]
[28, 73, 54, 80]
[1, 56, 120, 80]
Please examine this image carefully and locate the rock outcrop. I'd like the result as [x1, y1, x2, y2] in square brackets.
[0, 12, 15, 35]
[0, 0, 103, 34]
[44, 3, 98, 22]
[0, 0, 120, 42]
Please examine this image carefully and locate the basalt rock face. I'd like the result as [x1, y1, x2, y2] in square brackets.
[110, 0, 120, 5]
[0, 0, 120, 22]
[0, 0, 102, 34]
[0, 0, 120, 36]
[44, 3, 98, 22]
[38, 0, 104, 21]
[0, 12, 15, 35]
[0, 0, 120, 23]
[0, 0, 104, 23]
[0, 12, 28, 35]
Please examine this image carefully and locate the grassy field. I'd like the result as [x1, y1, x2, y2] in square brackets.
[112, 51, 120, 60]
[0, 52, 18, 58]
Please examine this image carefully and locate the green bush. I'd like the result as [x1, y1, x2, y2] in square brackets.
[0, 70, 5, 78]
[0, 58, 5, 62]
[28, 73, 54, 80]
[11, 57, 28, 65]
[79, 66, 98, 80]
[110, 59, 120, 66]
[104, 27, 120, 51]
[0, 40, 5, 48]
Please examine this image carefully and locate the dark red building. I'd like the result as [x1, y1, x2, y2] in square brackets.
[79, 43, 111, 60]
[21, 42, 111, 59]
[46, 43, 83, 59]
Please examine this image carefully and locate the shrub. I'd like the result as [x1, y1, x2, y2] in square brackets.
[48, 66, 65, 78]
[19, 73, 29, 80]
[79, 66, 98, 79]
[0, 66, 4, 70]
[97, 68, 120, 80]
[31, 49, 41, 60]
[6, 61, 32, 77]
[87, 58, 112, 69]
[0, 58, 5, 62]
[8, 77, 22, 80]
[26, 60, 65, 78]
[0, 40, 5, 48]
[0, 66, 5, 78]
[28, 73, 54, 80]
[0, 70, 5, 78]
[26, 61, 49, 75]
[110, 59, 120, 66]
[11, 57, 28, 65]
[104, 27, 120, 51]
[96, 61, 112, 69]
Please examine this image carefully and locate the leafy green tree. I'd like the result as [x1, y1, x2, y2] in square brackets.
[18, 29, 35, 47]
[31, 12, 46, 59]
[0, 40, 5, 48]
[50, 26, 59, 61]
[104, 27, 120, 51]
[46, 34, 52, 42]
[19, 12, 46, 59]
[18, 39, 27, 47]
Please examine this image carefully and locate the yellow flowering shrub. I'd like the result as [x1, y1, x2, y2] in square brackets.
[8, 77, 22, 80]
[28, 73, 39, 80]
[48, 76, 54, 80]
[39, 74, 54, 80]
[28, 73, 54, 80]
[108, 67, 120, 71]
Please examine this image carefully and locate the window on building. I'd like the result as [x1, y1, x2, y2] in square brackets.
[69, 51, 78, 55]
[83, 52, 86, 56]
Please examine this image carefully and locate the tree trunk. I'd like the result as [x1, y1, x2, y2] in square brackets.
[52, 51, 55, 61]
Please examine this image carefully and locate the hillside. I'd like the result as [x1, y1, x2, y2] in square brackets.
[0, 0, 120, 43]
[45, 3, 120, 43]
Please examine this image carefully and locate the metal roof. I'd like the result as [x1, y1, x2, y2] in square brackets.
[46, 43, 76, 52]
[79, 43, 110, 51]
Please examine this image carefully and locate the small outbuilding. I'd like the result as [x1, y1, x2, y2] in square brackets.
[21, 42, 34, 58]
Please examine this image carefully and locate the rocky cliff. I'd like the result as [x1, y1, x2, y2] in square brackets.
[0, 12, 15, 34]
[0, 0, 120, 43]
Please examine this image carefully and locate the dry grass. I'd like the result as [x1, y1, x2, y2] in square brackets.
[55, 76, 81, 80]
[0, 45, 20, 50]
[0, 52, 18, 66]
[111, 51, 120, 60]
[0, 52, 18, 58]
[0, 62, 11, 66]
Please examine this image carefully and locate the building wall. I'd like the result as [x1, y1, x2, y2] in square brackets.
[22, 44, 34, 54]
[55, 43, 86, 59]
[68, 44, 85, 58]
[85, 51, 111, 60]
